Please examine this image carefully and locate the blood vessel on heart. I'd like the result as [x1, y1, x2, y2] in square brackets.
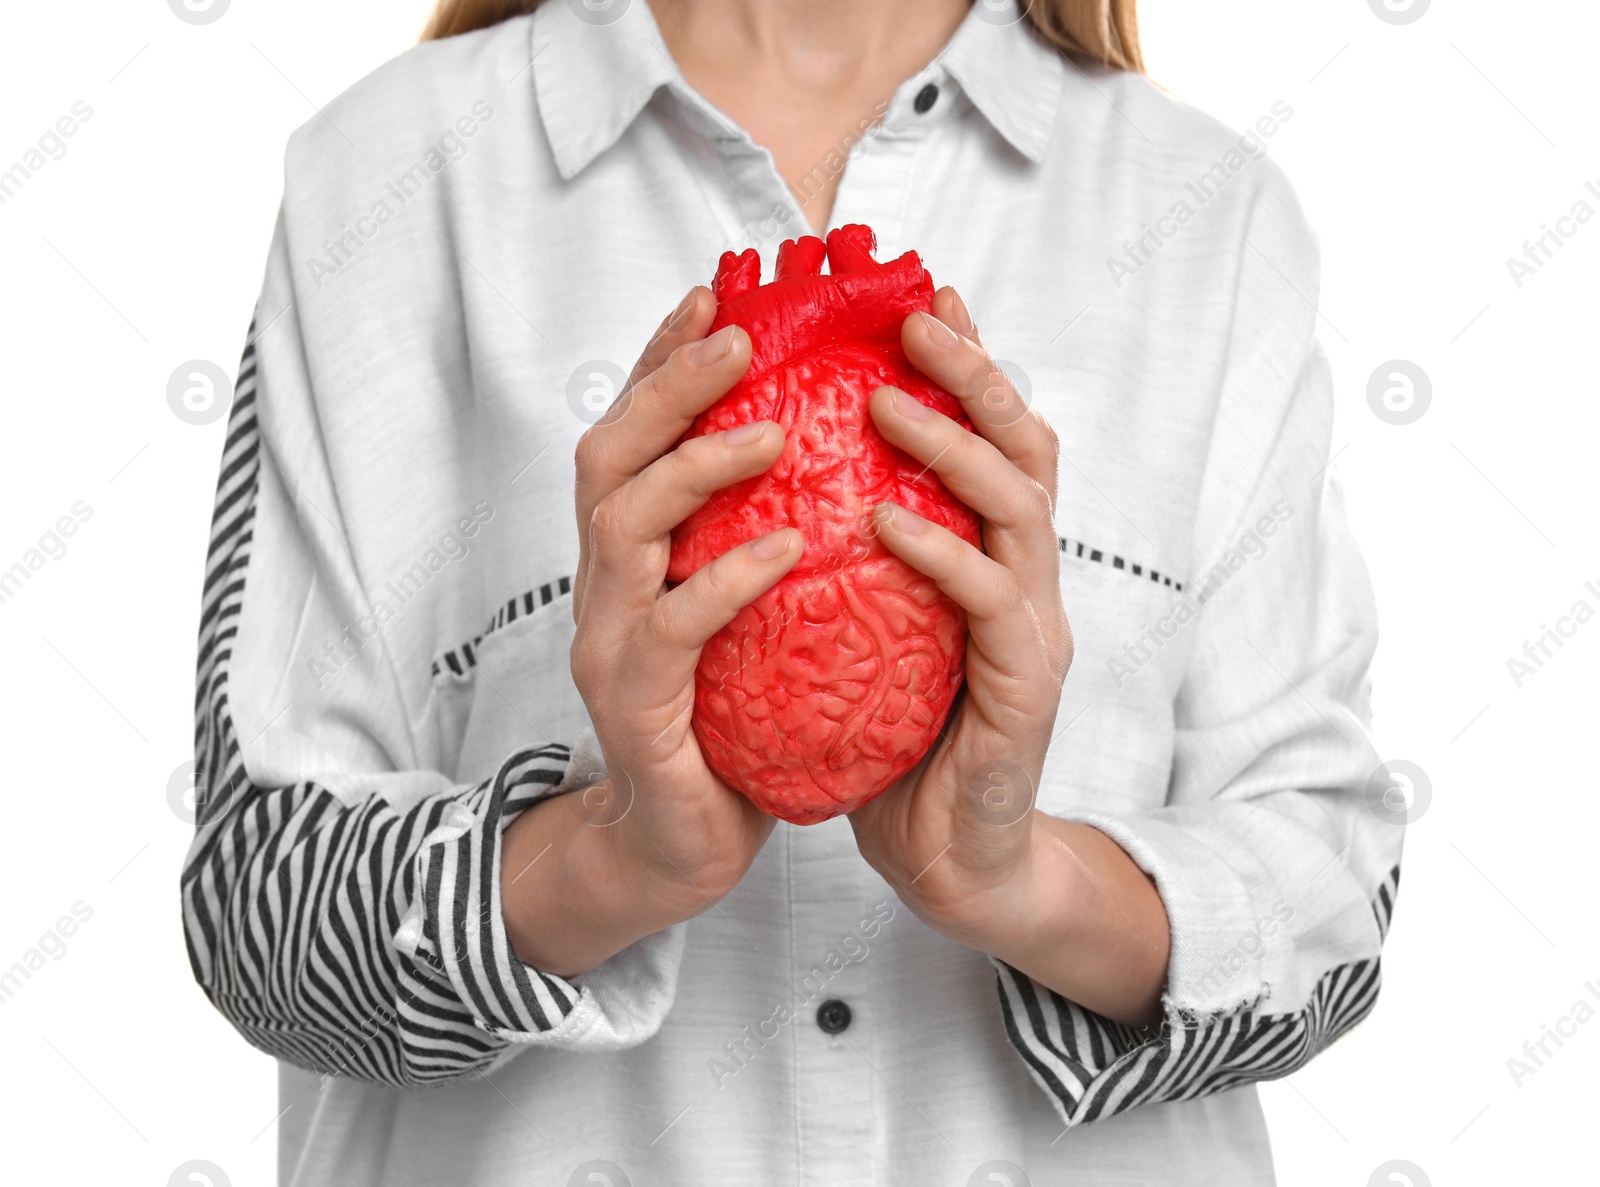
[667, 225, 981, 825]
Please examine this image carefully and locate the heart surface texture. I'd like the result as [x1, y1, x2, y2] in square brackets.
[667, 224, 982, 825]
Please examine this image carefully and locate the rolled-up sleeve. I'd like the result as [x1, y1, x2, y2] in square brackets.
[178, 207, 684, 1089]
[994, 167, 1403, 1128]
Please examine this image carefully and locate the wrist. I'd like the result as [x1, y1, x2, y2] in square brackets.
[982, 821, 1082, 967]
[998, 817, 1172, 1029]
[602, 805, 728, 928]
[500, 791, 691, 978]
[925, 816, 1074, 966]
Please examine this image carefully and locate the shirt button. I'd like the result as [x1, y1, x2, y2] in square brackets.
[913, 83, 939, 115]
[816, 998, 852, 1034]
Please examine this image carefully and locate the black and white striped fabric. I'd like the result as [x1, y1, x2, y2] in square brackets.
[1057, 535, 1184, 592]
[178, 320, 583, 1087]
[431, 577, 574, 681]
[993, 862, 1401, 1127]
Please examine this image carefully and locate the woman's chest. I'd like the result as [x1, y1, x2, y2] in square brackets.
[419, 124, 1235, 815]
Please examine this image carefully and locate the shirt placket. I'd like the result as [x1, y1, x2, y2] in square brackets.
[664, 84, 808, 274]
[702, 121, 887, 1183]
[764, 80, 954, 1185]
[825, 65, 954, 243]
[659, 77, 963, 1184]
[783, 818, 884, 1186]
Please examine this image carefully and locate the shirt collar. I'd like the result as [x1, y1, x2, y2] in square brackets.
[531, 0, 1063, 181]
[934, 0, 1064, 163]
[531, 0, 684, 182]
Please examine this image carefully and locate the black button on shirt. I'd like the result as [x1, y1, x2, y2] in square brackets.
[816, 999, 852, 1034]
[914, 83, 939, 114]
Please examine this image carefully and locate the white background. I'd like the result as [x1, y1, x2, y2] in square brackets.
[0, 1, 1595, 1184]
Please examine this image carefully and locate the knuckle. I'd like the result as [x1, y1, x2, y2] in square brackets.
[1014, 476, 1053, 527]
[969, 360, 1017, 416]
[640, 321, 675, 363]
[589, 490, 630, 545]
[979, 356, 1010, 391]
[692, 555, 734, 610]
[622, 365, 658, 407]
[646, 595, 691, 651]
[569, 630, 604, 702]
[599, 385, 637, 427]
[953, 428, 990, 477]
[1031, 416, 1062, 473]
[1058, 631, 1075, 675]
[972, 569, 1024, 624]
[666, 339, 701, 378]
[680, 430, 721, 467]
[1004, 574, 1030, 614]
[573, 431, 596, 476]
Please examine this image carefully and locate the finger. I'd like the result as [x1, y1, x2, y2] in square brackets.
[573, 287, 715, 624]
[586, 421, 786, 610]
[869, 500, 1030, 632]
[633, 527, 805, 680]
[870, 385, 1059, 598]
[869, 501, 1066, 689]
[612, 420, 786, 547]
[577, 323, 753, 508]
[929, 285, 983, 348]
[901, 308, 1058, 501]
[628, 285, 716, 392]
[574, 322, 753, 616]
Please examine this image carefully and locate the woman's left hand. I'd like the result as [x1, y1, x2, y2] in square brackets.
[850, 291, 1170, 1029]
[846, 287, 1074, 960]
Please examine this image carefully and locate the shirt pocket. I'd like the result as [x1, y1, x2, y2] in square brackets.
[426, 580, 593, 787]
[1036, 533, 1191, 820]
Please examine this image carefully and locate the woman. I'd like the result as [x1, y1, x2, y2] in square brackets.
[180, 0, 1400, 1182]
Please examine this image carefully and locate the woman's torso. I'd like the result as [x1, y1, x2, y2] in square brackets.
[270, 2, 1297, 1181]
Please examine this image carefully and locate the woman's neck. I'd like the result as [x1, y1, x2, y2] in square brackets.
[648, 0, 971, 234]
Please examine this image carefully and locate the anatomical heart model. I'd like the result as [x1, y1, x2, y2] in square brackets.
[667, 224, 981, 825]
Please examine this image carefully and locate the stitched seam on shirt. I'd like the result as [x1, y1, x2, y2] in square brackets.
[1058, 535, 1185, 591]
[431, 532, 1181, 683]
[785, 826, 803, 1185]
[430, 575, 574, 681]
[888, 103, 938, 248]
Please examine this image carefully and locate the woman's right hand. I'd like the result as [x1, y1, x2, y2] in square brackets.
[501, 286, 802, 977]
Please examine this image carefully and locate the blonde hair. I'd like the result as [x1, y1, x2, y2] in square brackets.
[422, 0, 1142, 73]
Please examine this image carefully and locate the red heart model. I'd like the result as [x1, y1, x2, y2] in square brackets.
[667, 224, 982, 825]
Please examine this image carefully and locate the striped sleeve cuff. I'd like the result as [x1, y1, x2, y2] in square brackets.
[402, 727, 686, 1060]
[993, 812, 1399, 1128]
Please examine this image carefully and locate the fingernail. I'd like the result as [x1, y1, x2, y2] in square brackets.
[722, 420, 769, 445]
[882, 502, 927, 534]
[750, 527, 794, 559]
[890, 387, 932, 421]
[947, 290, 976, 337]
[690, 325, 737, 366]
[920, 310, 959, 350]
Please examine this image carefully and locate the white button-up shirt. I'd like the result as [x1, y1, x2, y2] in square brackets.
[179, 1, 1402, 1183]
